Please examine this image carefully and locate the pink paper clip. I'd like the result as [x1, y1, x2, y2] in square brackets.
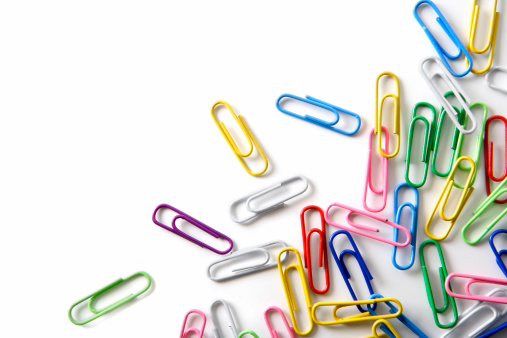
[264, 306, 296, 338]
[325, 202, 410, 247]
[180, 309, 206, 338]
[445, 273, 507, 304]
[364, 127, 389, 212]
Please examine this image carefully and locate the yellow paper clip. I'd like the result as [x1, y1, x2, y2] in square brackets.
[467, 0, 499, 74]
[375, 72, 400, 158]
[277, 247, 313, 336]
[425, 156, 476, 241]
[364, 319, 401, 338]
[211, 101, 268, 176]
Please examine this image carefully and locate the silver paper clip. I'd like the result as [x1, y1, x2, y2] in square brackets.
[486, 67, 507, 95]
[210, 299, 239, 338]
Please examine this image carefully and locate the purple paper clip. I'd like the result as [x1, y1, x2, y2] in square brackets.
[152, 204, 233, 255]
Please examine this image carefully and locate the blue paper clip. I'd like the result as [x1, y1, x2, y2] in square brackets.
[329, 230, 375, 312]
[276, 94, 361, 135]
[414, 0, 473, 77]
[392, 183, 419, 270]
[490, 229, 507, 277]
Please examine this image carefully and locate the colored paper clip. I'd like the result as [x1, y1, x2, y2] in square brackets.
[486, 67, 507, 94]
[264, 306, 296, 338]
[462, 176, 507, 245]
[180, 310, 206, 338]
[490, 230, 507, 277]
[152, 204, 233, 255]
[68, 271, 152, 325]
[325, 202, 411, 247]
[210, 299, 239, 338]
[392, 183, 418, 270]
[238, 331, 259, 338]
[364, 127, 389, 212]
[405, 102, 436, 187]
[445, 273, 507, 304]
[370, 319, 401, 338]
[300, 205, 329, 294]
[478, 321, 507, 338]
[329, 230, 375, 312]
[484, 115, 507, 204]
[414, 1, 473, 77]
[207, 241, 288, 281]
[419, 240, 458, 328]
[277, 248, 313, 336]
[211, 100, 268, 176]
[425, 156, 475, 241]
[230, 176, 309, 224]
[275, 93, 361, 135]
[420, 57, 476, 134]
[375, 72, 400, 158]
[466, 0, 499, 74]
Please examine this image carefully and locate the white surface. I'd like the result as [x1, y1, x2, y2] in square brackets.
[1, 0, 507, 337]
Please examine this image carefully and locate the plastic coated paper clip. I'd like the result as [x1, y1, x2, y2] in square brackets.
[486, 67, 507, 94]
[364, 127, 389, 212]
[180, 310, 206, 338]
[210, 299, 239, 338]
[445, 273, 507, 304]
[490, 230, 507, 277]
[375, 72, 400, 158]
[484, 115, 507, 204]
[264, 306, 296, 338]
[392, 183, 419, 270]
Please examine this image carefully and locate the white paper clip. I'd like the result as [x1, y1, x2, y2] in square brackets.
[486, 67, 507, 95]
[210, 299, 239, 338]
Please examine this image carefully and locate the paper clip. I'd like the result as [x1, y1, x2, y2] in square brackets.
[445, 273, 507, 304]
[414, 1, 473, 77]
[180, 310, 206, 338]
[152, 204, 233, 255]
[207, 241, 288, 281]
[484, 115, 507, 204]
[325, 203, 411, 247]
[375, 72, 400, 158]
[490, 230, 507, 277]
[364, 127, 389, 212]
[68, 271, 152, 325]
[277, 247, 313, 336]
[478, 321, 507, 338]
[230, 176, 309, 224]
[300, 205, 329, 294]
[425, 156, 475, 241]
[405, 102, 436, 187]
[211, 100, 268, 176]
[419, 240, 458, 328]
[238, 331, 259, 338]
[462, 176, 507, 245]
[210, 299, 239, 338]
[329, 230, 375, 312]
[466, 0, 499, 74]
[392, 183, 418, 270]
[370, 319, 401, 338]
[420, 57, 476, 134]
[264, 306, 296, 338]
[275, 94, 361, 135]
[486, 67, 507, 94]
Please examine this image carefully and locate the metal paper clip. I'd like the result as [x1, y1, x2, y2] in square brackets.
[392, 183, 419, 270]
[420, 57, 476, 134]
[325, 203, 411, 247]
[375, 72, 400, 158]
[490, 230, 507, 277]
[153, 204, 233, 255]
[264, 306, 296, 338]
[211, 100, 268, 176]
[300, 205, 329, 294]
[414, 1, 473, 77]
[364, 127, 389, 212]
[276, 94, 361, 135]
[68, 271, 152, 325]
[180, 309, 206, 338]
[329, 230, 375, 313]
[445, 273, 507, 304]
[277, 248, 313, 336]
[467, 0, 499, 74]
[210, 299, 239, 338]
[425, 156, 475, 241]
[207, 241, 288, 281]
[238, 331, 259, 338]
[420, 240, 458, 328]
[484, 115, 507, 204]
[405, 102, 436, 188]
[371, 319, 401, 338]
[230, 176, 309, 224]
[486, 67, 507, 94]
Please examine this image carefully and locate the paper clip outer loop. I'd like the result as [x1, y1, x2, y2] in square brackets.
[486, 67, 507, 95]
[490, 230, 507, 277]
[445, 273, 507, 304]
[211, 100, 268, 176]
[264, 306, 296, 338]
[68, 271, 152, 325]
[372, 319, 401, 338]
[277, 248, 313, 336]
[153, 204, 233, 255]
[210, 299, 239, 338]
[180, 309, 206, 338]
[238, 330, 260, 338]
[392, 183, 419, 270]
[484, 115, 507, 204]
[419, 240, 458, 329]
[375, 72, 400, 158]
[276, 94, 361, 135]
[364, 127, 389, 212]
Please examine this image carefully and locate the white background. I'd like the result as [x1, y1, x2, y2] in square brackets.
[1, 0, 507, 337]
